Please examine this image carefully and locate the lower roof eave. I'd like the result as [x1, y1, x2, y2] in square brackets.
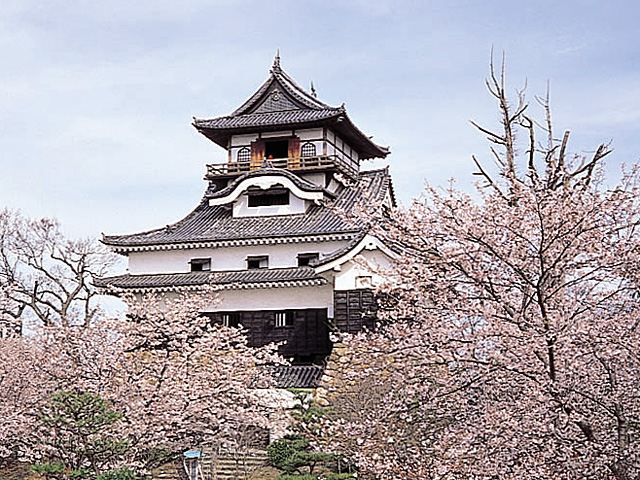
[99, 278, 327, 295]
[95, 269, 328, 295]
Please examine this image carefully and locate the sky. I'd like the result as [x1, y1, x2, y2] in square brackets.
[1, 0, 639, 240]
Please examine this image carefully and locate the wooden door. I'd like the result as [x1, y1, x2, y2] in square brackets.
[287, 136, 300, 169]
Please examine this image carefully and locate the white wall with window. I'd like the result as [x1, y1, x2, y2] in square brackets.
[126, 241, 350, 274]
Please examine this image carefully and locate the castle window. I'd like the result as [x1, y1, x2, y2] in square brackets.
[247, 255, 268, 269]
[297, 252, 319, 267]
[275, 311, 294, 328]
[189, 258, 211, 271]
[248, 188, 289, 207]
[222, 312, 241, 328]
[237, 147, 250, 163]
[301, 142, 316, 157]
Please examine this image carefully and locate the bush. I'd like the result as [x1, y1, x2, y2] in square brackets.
[267, 435, 310, 473]
[277, 475, 316, 480]
[96, 467, 140, 480]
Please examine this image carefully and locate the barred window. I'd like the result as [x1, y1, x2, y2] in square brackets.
[222, 312, 241, 328]
[275, 311, 294, 328]
[247, 255, 268, 269]
[297, 252, 319, 267]
[248, 188, 289, 207]
[237, 147, 251, 162]
[189, 258, 211, 271]
[300, 142, 316, 157]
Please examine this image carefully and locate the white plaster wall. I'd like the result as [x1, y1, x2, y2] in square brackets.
[207, 283, 334, 313]
[230, 134, 258, 147]
[333, 249, 393, 290]
[127, 240, 350, 274]
[134, 284, 334, 317]
[324, 129, 358, 167]
[262, 130, 293, 139]
[299, 172, 325, 187]
[128, 249, 197, 274]
[296, 128, 322, 141]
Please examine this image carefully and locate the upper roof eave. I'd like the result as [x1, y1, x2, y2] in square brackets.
[192, 56, 389, 160]
[193, 108, 389, 159]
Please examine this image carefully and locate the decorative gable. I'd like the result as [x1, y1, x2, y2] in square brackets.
[251, 87, 302, 114]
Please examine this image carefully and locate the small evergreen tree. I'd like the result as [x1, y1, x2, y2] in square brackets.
[32, 391, 138, 480]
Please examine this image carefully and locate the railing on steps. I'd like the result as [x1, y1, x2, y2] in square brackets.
[152, 449, 269, 480]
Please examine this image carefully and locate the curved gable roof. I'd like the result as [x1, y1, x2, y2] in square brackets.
[206, 167, 332, 201]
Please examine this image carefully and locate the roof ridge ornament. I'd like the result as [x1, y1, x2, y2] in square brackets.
[310, 81, 317, 98]
[271, 50, 281, 73]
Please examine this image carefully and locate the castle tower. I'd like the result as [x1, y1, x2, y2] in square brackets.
[98, 55, 396, 371]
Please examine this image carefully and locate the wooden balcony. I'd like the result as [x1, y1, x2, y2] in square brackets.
[205, 155, 357, 180]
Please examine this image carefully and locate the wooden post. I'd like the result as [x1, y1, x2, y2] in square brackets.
[250, 140, 265, 171]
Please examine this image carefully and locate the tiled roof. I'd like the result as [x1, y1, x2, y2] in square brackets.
[102, 168, 391, 249]
[263, 365, 325, 389]
[95, 266, 327, 292]
[314, 231, 367, 267]
[193, 108, 343, 131]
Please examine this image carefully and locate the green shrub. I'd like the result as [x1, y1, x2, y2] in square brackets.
[268, 434, 311, 473]
[277, 475, 316, 480]
[96, 467, 140, 480]
[32, 461, 66, 479]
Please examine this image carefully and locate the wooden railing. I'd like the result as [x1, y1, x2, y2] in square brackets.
[205, 155, 357, 179]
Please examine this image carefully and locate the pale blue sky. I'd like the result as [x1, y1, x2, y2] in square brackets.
[1, 0, 639, 238]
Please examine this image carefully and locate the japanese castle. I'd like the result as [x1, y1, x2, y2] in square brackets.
[98, 54, 396, 370]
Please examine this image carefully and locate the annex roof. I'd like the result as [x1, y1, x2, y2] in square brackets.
[192, 54, 389, 160]
[95, 266, 327, 293]
[101, 167, 392, 252]
[264, 365, 325, 389]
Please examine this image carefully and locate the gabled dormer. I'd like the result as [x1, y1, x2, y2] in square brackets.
[193, 54, 389, 183]
[206, 167, 336, 218]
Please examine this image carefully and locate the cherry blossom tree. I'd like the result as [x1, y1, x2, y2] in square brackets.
[0, 291, 283, 477]
[0, 208, 117, 329]
[324, 61, 640, 479]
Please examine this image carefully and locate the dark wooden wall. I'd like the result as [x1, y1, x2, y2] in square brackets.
[206, 308, 331, 364]
[205, 291, 376, 365]
[333, 289, 376, 333]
